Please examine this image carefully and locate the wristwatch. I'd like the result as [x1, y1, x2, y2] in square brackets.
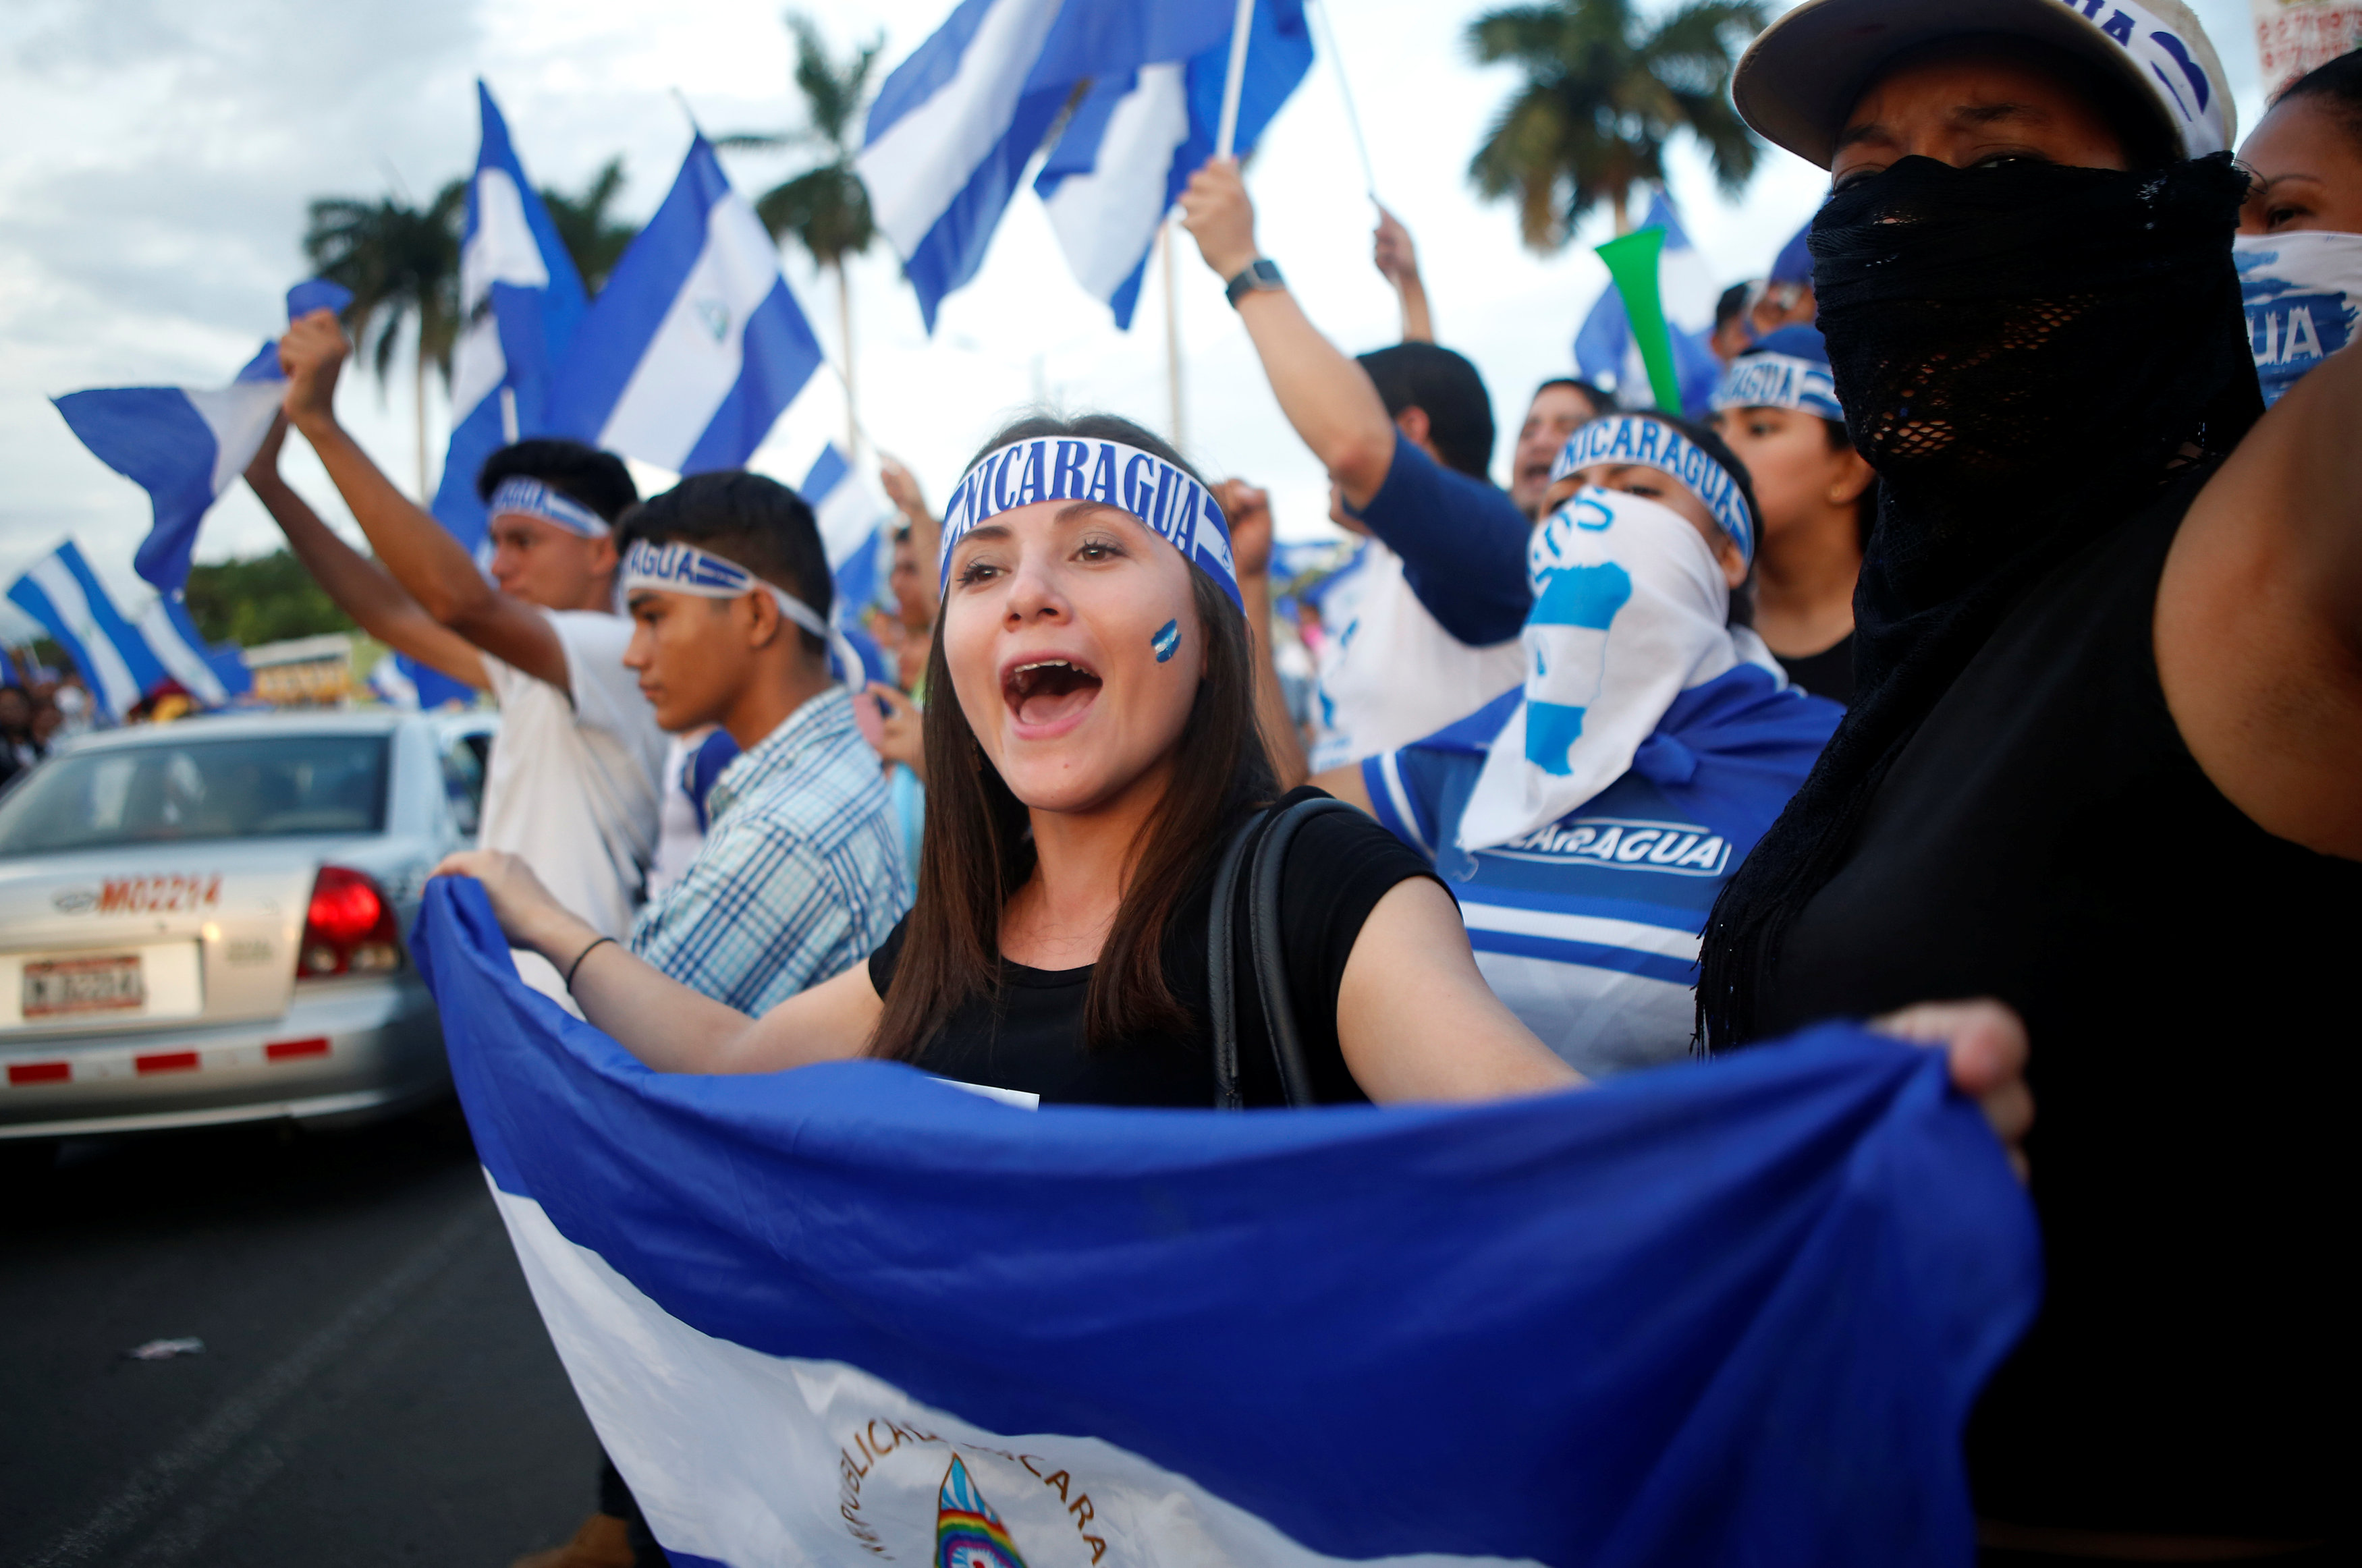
[1225, 258, 1286, 308]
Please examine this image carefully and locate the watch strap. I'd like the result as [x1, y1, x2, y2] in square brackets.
[1225, 258, 1285, 308]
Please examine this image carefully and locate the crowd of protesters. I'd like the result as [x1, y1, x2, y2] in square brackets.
[103, 9, 2351, 1563]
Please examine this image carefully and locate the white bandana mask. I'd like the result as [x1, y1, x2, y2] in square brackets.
[2234, 229, 2362, 408]
[1456, 488, 1774, 853]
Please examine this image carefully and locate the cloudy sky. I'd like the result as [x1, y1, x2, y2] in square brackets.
[0, 0, 2270, 640]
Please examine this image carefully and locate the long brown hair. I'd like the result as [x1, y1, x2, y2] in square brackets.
[868, 414, 1278, 1061]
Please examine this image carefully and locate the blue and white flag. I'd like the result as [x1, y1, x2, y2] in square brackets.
[370, 650, 475, 711]
[1573, 190, 1722, 416]
[431, 82, 590, 555]
[858, 0, 1242, 330]
[53, 345, 283, 595]
[414, 875, 2038, 1568]
[551, 138, 823, 475]
[797, 443, 894, 619]
[53, 281, 354, 593]
[1035, 0, 1312, 328]
[136, 592, 248, 706]
[5, 542, 169, 721]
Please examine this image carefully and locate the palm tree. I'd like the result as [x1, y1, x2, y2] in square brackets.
[1467, 0, 1764, 247]
[541, 158, 639, 295]
[720, 12, 884, 452]
[303, 181, 467, 497]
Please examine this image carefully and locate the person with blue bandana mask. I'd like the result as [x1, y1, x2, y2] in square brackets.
[1708, 324, 1877, 702]
[1305, 412, 1845, 1077]
[2235, 50, 2362, 404]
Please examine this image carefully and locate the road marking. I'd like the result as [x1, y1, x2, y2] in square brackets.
[22, 1204, 485, 1568]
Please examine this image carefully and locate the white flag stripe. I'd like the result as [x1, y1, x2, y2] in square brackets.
[1458, 902, 1702, 961]
[182, 382, 284, 499]
[24, 557, 140, 716]
[1041, 65, 1191, 300]
[450, 168, 551, 422]
[813, 480, 887, 573]
[597, 198, 786, 470]
[856, 0, 1066, 253]
[493, 1183, 1537, 1567]
[136, 598, 227, 705]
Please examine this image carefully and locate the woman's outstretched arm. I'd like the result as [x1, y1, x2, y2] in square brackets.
[1335, 878, 2036, 1174]
[1335, 878, 1587, 1103]
[433, 851, 882, 1075]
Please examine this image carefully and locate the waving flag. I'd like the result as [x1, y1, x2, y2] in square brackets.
[794, 443, 895, 618]
[414, 876, 2039, 1568]
[1574, 189, 1722, 416]
[858, 0, 1243, 330]
[1035, 0, 1312, 328]
[136, 593, 248, 705]
[432, 82, 590, 554]
[53, 281, 353, 594]
[6, 542, 168, 720]
[551, 138, 823, 474]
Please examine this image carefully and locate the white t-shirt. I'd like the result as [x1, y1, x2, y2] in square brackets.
[478, 611, 667, 944]
[1309, 542, 1527, 773]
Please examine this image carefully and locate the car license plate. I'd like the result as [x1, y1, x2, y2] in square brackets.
[21, 954, 146, 1019]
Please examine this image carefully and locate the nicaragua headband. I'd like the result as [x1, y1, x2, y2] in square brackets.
[939, 437, 1241, 611]
[619, 538, 831, 644]
[1551, 415, 1755, 565]
[487, 477, 611, 539]
[1713, 351, 1843, 424]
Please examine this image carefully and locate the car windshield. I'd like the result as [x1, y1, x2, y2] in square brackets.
[0, 733, 390, 856]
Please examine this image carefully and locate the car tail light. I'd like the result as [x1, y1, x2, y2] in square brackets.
[299, 866, 401, 978]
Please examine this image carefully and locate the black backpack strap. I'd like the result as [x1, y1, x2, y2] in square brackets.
[1246, 797, 1360, 1109]
[1206, 808, 1273, 1111]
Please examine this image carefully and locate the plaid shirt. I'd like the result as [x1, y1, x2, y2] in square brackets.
[630, 688, 911, 1015]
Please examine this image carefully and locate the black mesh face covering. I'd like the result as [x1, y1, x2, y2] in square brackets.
[1815, 155, 2260, 651]
[1697, 152, 2261, 1048]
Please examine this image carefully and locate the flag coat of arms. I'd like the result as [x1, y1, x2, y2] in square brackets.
[414, 878, 2039, 1568]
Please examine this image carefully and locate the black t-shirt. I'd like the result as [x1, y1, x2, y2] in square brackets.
[1774, 630, 1855, 706]
[867, 787, 1438, 1109]
[1755, 477, 2357, 1538]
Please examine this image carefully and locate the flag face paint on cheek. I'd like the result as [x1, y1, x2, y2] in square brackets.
[1152, 619, 1180, 663]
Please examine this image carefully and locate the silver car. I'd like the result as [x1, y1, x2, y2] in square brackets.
[0, 708, 493, 1143]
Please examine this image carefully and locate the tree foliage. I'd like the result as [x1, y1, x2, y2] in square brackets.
[720, 12, 883, 271]
[541, 158, 638, 294]
[1466, 0, 1765, 248]
[298, 162, 642, 400]
[184, 551, 357, 647]
[303, 181, 470, 392]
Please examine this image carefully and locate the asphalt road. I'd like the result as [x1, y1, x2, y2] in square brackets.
[0, 1104, 603, 1567]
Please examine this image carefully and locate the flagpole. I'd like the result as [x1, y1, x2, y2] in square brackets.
[1306, 0, 1377, 198]
[1213, 0, 1256, 159]
[1162, 220, 1186, 452]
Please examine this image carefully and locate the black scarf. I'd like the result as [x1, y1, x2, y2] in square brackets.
[1697, 152, 2261, 1048]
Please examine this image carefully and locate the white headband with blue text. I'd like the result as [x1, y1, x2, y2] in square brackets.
[1551, 416, 1754, 565]
[1711, 353, 1844, 424]
[938, 437, 1241, 610]
[487, 477, 612, 539]
[619, 538, 831, 644]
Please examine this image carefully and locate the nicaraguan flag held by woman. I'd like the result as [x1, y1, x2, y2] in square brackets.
[414, 877, 2039, 1568]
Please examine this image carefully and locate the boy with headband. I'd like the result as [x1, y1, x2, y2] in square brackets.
[256, 310, 666, 997]
[531, 470, 909, 1568]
